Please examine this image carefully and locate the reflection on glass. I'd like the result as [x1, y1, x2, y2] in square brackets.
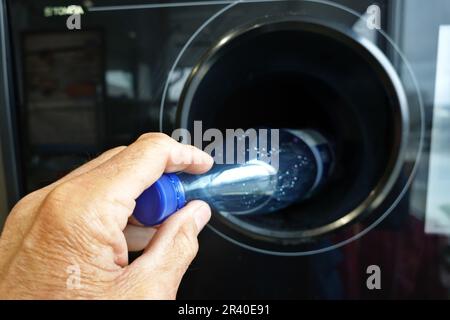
[106, 70, 134, 98]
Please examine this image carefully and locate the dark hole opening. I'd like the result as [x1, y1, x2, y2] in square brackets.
[179, 22, 401, 240]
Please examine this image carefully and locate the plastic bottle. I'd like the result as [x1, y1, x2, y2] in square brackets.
[133, 129, 334, 226]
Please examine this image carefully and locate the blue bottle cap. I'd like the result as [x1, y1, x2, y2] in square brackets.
[133, 173, 186, 226]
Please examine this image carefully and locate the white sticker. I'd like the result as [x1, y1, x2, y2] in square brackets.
[425, 25, 450, 235]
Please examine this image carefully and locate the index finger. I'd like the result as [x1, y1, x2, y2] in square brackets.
[61, 133, 213, 227]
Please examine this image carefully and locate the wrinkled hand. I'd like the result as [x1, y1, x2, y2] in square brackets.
[0, 133, 213, 299]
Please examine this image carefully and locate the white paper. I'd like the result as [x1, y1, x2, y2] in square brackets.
[425, 25, 450, 235]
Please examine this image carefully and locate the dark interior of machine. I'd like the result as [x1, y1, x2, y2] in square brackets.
[181, 22, 402, 241]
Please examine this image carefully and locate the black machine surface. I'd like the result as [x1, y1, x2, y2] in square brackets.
[1, 0, 450, 299]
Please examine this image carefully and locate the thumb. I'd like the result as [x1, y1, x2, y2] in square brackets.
[121, 200, 211, 299]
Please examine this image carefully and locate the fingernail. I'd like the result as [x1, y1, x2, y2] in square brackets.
[190, 200, 211, 232]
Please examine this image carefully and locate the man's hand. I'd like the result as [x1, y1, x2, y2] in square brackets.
[0, 133, 213, 299]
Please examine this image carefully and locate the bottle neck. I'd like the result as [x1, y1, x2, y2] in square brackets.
[167, 173, 187, 210]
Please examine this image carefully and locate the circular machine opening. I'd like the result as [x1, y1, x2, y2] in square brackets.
[177, 20, 407, 246]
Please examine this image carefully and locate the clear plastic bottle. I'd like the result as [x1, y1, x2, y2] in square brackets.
[133, 129, 334, 226]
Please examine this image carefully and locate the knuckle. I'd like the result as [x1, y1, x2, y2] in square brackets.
[137, 132, 172, 146]
[39, 183, 77, 223]
[45, 184, 70, 205]
[136, 133, 176, 161]
[10, 189, 43, 213]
